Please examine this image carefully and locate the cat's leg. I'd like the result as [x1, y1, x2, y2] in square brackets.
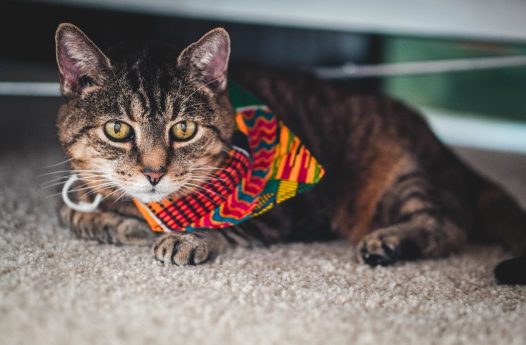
[60, 205, 156, 246]
[358, 216, 466, 266]
[152, 230, 229, 266]
[153, 218, 284, 266]
[62, 203, 280, 265]
[356, 172, 468, 266]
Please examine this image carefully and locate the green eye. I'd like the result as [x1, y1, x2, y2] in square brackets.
[104, 120, 133, 142]
[171, 120, 197, 141]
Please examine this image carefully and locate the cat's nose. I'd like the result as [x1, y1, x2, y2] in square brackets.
[143, 168, 165, 186]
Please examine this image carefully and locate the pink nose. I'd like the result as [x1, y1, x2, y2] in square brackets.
[143, 171, 165, 186]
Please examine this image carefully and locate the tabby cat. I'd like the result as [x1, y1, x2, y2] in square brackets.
[55, 23, 525, 284]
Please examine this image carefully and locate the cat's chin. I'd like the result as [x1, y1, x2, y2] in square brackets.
[121, 182, 186, 204]
[131, 190, 174, 204]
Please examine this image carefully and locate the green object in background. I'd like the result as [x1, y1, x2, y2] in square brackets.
[381, 37, 526, 122]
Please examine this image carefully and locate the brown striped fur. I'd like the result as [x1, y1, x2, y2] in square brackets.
[54, 24, 526, 283]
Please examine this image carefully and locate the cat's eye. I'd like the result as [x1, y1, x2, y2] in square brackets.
[171, 120, 197, 141]
[104, 120, 133, 142]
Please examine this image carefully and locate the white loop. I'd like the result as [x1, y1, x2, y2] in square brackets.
[61, 174, 102, 212]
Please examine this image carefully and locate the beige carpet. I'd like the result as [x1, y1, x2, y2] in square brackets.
[1, 146, 526, 345]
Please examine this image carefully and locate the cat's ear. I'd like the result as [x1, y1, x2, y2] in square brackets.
[177, 28, 231, 92]
[55, 23, 112, 98]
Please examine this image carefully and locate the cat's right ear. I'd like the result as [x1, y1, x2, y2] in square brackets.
[177, 28, 231, 93]
[55, 23, 112, 98]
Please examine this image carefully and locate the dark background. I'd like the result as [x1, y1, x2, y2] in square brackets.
[0, 1, 381, 152]
[0, 1, 379, 154]
[1, 0, 526, 154]
[0, 1, 379, 78]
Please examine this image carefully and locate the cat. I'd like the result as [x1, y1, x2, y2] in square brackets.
[54, 23, 525, 284]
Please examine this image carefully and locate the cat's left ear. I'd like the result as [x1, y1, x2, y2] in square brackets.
[55, 23, 112, 98]
[177, 28, 231, 92]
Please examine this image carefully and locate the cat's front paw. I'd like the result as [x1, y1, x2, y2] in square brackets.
[357, 231, 421, 267]
[357, 233, 403, 267]
[153, 232, 213, 266]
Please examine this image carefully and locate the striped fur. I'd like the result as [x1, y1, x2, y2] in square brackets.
[55, 25, 526, 283]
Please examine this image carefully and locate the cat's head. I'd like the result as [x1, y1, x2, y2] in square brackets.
[55, 24, 235, 203]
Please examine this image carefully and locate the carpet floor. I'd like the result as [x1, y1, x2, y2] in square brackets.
[1, 105, 526, 344]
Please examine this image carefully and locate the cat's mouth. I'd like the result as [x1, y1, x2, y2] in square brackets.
[123, 181, 185, 203]
[124, 177, 201, 203]
[116, 173, 197, 203]
[131, 188, 175, 203]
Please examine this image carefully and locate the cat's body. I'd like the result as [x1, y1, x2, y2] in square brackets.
[55, 24, 526, 284]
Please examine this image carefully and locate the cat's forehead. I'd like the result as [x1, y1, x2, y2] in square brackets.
[79, 46, 215, 122]
[107, 61, 197, 121]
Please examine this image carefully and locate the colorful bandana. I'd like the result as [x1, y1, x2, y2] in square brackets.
[134, 82, 325, 232]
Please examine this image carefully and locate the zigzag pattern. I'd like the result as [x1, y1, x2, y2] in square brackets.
[134, 84, 325, 232]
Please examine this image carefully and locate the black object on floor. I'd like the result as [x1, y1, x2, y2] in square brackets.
[494, 256, 526, 285]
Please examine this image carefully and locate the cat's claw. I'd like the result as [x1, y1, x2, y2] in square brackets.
[153, 232, 212, 266]
[357, 232, 421, 267]
[357, 234, 403, 267]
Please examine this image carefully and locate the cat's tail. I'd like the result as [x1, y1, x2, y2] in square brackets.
[476, 183, 526, 284]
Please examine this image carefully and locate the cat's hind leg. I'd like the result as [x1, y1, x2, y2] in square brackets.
[356, 172, 468, 266]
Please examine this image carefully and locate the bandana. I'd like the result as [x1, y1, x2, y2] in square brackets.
[133, 82, 325, 232]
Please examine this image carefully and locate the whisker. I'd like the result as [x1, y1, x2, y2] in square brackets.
[37, 169, 102, 178]
[41, 175, 109, 188]
[179, 185, 217, 204]
[113, 190, 130, 204]
[185, 182, 226, 201]
[80, 188, 112, 199]
[41, 181, 84, 190]
[40, 178, 75, 188]
[46, 182, 113, 199]
[190, 177, 222, 186]
[69, 183, 116, 194]
[41, 175, 75, 183]
[181, 76, 222, 104]
[75, 184, 120, 201]
[43, 157, 73, 169]
[40, 173, 104, 185]
[191, 172, 231, 186]
[45, 193, 64, 200]
[100, 186, 128, 203]
[190, 167, 231, 173]
[190, 167, 226, 171]
[41, 177, 110, 194]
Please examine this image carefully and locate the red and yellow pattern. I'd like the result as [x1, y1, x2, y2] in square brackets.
[134, 82, 325, 232]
